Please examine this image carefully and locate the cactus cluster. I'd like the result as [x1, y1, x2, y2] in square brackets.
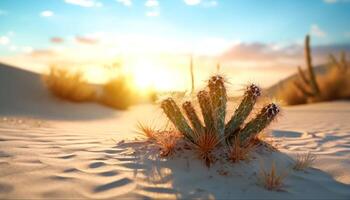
[160, 75, 280, 160]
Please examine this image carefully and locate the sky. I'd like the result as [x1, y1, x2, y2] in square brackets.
[0, 0, 350, 91]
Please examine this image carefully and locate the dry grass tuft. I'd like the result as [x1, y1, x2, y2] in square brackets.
[194, 133, 219, 167]
[156, 131, 181, 157]
[259, 161, 287, 191]
[136, 122, 158, 140]
[99, 75, 135, 110]
[43, 66, 96, 102]
[293, 152, 316, 171]
[229, 138, 255, 163]
[276, 81, 307, 105]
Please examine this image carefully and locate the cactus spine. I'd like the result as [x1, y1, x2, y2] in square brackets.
[182, 101, 205, 137]
[294, 35, 321, 99]
[208, 75, 227, 137]
[237, 103, 280, 145]
[161, 98, 195, 143]
[225, 84, 261, 142]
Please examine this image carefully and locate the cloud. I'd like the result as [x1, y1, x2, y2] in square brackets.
[203, 0, 218, 7]
[145, 0, 159, 7]
[184, 0, 201, 5]
[116, 0, 132, 6]
[344, 32, 350, 38]
[50, 37, 65, 44]
[30, 49, 57, 57]
[40, 10, 54, 17]
[0, 36, 10, 45]
[324, 0, 350, 3]
[22, 46, 33, 53]
[310, 24, 326, 38]
[75, 35, 99, 45]
[64, 0, 102, 7]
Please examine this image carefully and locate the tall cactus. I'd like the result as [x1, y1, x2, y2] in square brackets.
[329, 51, 348, 72]
[225, 84, 261, 142]
[208, 75, 227, 138]
[294, 35, 321, 99]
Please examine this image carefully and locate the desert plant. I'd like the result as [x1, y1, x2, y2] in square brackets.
[194, 133, 220, 167]
[229, 137, 254, 163]
[160, 75, 280, 166]
[99, 75, 135, 110]
[329, 51, 348, 72]
[294, 35, 321, 101]
[293, 152, 316, 171]
[43, 66, 96, 102]
[259, 161, 286, 191]
[190, 56, 195, 94]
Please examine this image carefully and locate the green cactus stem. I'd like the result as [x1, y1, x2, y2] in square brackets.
[182, 101, 205, 137]
[237, 103, 280, 145]
[161, 98, 195, 143]
[208, 75, 227, 137]
[225, 84, 261, 142]
[197, 90, 216, 134]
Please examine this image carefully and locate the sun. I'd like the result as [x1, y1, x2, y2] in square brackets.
[128, 60, 183, 92]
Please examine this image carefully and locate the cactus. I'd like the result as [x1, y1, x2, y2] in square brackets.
[294, 35, 321, 99]
[197, 90, 216, 134]
[208, 75, 227, 138]
[190, 56, 195, 94]
[182, 101, 205, 136]
[237, 103, 280, 145]
[160, 74, 280, 164]
[225, 84, 261, 142]
[161, 98, 195, 143]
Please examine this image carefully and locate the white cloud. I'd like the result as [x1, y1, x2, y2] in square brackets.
[64, 0, 102, 7]
[22, 46, 33, 53]
[116, 0, 132, 6]
[146, 10, 160, 17]
[324, 0, 350, 3]
[145, 0, 159, 7]
[324, 0, 337, 3]
[203, 0, 218, 7]
[310, 24, 326, 38]
[0, 36, 10, 45]
[40, 10, 54, 17]
[184, 0, 201, 5]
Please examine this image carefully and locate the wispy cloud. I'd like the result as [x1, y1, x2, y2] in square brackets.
[145, 0, 159, 7]
[116, 0, 132, 6]
[64, 0, 102, 7]
[324, 0, 350, 3]
[51, 37, 65, 44]
[75, 35, 99, 45]
[0, 36, 10, 45]
[310, 24, 326, 38]
[146, 10, 160, 17]
[40, 10, 54, 17]
[184, 0, 201, 6]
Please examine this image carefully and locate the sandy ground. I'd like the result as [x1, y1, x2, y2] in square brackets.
[1, 64, 350, 199]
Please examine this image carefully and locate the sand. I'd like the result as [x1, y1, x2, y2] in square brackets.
[0, 63, 350, 199]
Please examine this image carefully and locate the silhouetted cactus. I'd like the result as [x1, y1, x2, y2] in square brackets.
[329, 51, 348, 72]
[225, 84, 261, 142]
[294, 35, 321, 99]
[208, 75, 227, 138]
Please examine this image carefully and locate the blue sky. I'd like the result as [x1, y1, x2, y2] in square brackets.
[0, 0, 350, 55]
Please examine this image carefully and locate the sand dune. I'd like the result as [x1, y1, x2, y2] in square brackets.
[0, 64, 350, 199]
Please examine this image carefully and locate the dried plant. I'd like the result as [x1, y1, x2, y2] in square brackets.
[136, 122, 158, 140]
[194, 133, 219, 167]
[228, 138, 254, 163]
[293, 152, 316, 171]
[259, 161, 287, 191]
[43, 66, 96, 102]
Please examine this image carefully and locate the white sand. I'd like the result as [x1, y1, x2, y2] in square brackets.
[0, 64, 350, 199]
